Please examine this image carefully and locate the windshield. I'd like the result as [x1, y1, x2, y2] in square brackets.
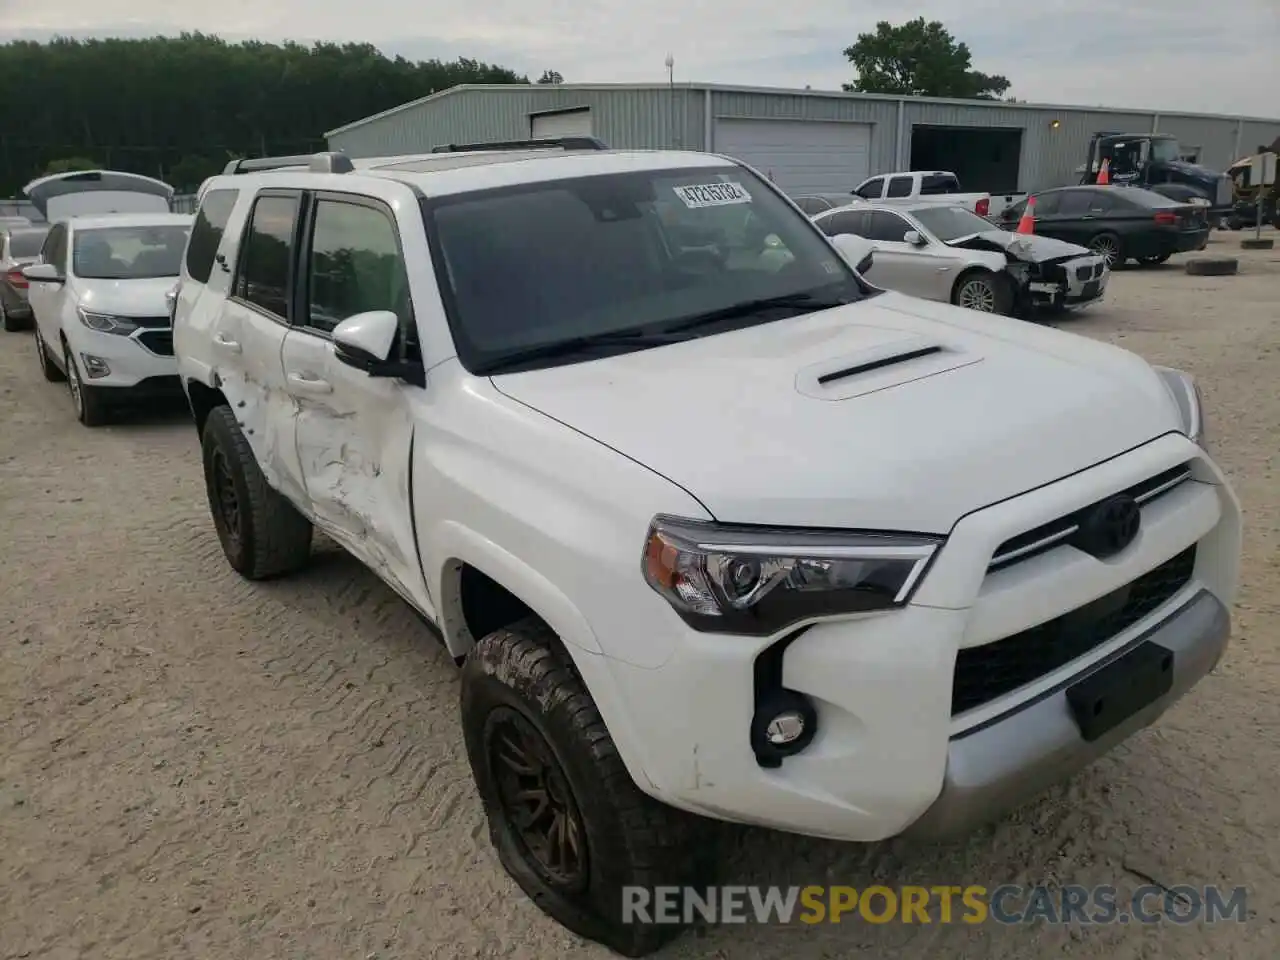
[72, 224, 190, 280]
[8, 229, 48, 258]
[1148, 138, 1181, 164]
[913, 206, 997, 242]
[423, 165, 867, 373]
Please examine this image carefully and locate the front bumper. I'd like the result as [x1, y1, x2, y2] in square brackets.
[1026, 255, 1109, 307]
[597, 434, 1240, 841]
[66, 322, 176, 389]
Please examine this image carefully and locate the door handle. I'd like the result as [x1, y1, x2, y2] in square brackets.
[287, 372, 333, 394]
[213, 333, 242, 354]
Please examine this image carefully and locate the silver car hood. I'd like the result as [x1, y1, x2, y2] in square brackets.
[947, 230, 1091, 263]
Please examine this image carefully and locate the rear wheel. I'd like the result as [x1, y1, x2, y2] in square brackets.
[1, 300, 24, 332]
[1088, 232, 1123, 269]
[461, 618, 709, 956]
[952, 270, 1014, 316]
[200, 405, 313, 579]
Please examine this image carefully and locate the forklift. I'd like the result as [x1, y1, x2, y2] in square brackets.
[1224, 137, 1280, 231]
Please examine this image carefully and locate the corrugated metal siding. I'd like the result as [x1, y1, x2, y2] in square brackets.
[327, 84, 1280, 194]
[328, 87, 700, 157]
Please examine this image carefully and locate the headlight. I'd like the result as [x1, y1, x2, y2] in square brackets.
[78, 309, 139, 335]
[1153, 365, 1205, 445]
[642, 515, 942, 635]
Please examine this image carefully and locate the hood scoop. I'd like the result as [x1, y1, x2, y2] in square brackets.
[796, 334, 983, 401]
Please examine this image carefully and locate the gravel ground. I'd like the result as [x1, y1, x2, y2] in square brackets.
[2, 233, 1278, 960]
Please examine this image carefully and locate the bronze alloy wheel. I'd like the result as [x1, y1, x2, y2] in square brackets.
[485, 706, 588, 890]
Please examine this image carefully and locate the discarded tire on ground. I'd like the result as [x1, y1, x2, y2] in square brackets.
[1185, 257, 1239, 276]
[1241, 237, 1274, 251]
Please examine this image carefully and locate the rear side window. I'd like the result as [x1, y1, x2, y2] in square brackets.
[921, 174, 959, 195]
[234, 194, 299, 319]
[185, 189, 239, 284]
[886, 176, 914, 198]
[818, 210, 867, 237]
[855, 177, 885, 199]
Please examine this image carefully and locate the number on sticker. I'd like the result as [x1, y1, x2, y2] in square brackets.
[673, 181, 752, 208]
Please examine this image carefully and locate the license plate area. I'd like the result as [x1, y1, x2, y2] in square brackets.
[1066, 642, 1174, 742]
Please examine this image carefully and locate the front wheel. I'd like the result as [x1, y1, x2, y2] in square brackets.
[33, 324, 65, 382]
[952, 270, 1014, 316]
[1088, 232, 1124, 269]
[200, 405, 313, 579]
[461, 618, 708, 956]
[65, 342, 111, 427]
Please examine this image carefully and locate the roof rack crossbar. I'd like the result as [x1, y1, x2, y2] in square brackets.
[223, 151, 355, 175]
[429, 136, 609, 154]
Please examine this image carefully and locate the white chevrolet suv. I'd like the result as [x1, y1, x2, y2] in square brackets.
[173, 140, 1240, 955]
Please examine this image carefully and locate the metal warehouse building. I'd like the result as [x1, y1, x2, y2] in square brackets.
[325, 83, 1280, 197]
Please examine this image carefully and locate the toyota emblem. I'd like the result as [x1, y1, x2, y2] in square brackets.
[1075, 495, 1142, 558]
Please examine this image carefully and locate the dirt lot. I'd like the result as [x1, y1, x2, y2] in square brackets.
[2, 234, 1278, 960]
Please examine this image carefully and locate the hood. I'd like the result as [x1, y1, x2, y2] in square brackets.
[1164, 159, 1227, 183]
[76, 276, 177, 318]
[493, 293, 1180, 533]
[947, 230, 1090, 263]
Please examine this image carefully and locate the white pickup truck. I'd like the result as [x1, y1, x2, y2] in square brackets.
[853, 170, 1025, 219]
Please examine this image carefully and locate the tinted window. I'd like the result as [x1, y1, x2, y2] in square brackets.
[855, 177, 885, 199]
[886, 176, 914, 198]
[1028, 192, 1061, 216]
[8, 229, 48, 258]
[818, 210, 867, 237]
[921, 174, 959, 195]
[186, 189, 239, 284]
[864, 211, 911, 243]
[42, 224, 68, 272]
[1056, 191, 1096, 216]
[72, 224, 191, 280]
[306, 199, 412, 346]
[426, 166, 866, 373]
[235, 195, 298, 319]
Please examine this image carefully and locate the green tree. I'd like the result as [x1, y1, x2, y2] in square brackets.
[842, 19, 1011, 100]
[167, 154, 224, 191]
[537, 70, 564, 84]
[43, 156, 98, 174]
[0, 34, 529, 196]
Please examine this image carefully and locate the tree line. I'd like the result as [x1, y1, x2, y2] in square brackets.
[0, 33, 534, 196]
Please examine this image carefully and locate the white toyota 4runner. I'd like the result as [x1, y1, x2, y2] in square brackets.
[173, 140, 1241, 955]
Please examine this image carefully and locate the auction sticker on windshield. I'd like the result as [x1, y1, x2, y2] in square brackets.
[674, 181, 752, 208]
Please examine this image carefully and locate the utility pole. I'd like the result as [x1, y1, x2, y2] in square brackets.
[665, 54, 677, 148]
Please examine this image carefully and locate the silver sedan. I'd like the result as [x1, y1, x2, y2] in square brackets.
[812, 201, 1109, 317]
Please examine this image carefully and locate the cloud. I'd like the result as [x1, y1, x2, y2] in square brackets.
[2, 0, 1278, 115]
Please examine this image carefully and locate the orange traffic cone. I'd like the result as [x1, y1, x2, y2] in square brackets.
[1097, 157, 1111, 185]
[1016, 196, 1036, 234]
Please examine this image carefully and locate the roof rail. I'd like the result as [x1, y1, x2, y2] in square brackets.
[430, 136, 609, 154]
[222, 151, 355, 175]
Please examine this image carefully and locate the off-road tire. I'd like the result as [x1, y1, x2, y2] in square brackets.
[65, 341, 111, 427]
[461, 618, 710, 956]
[1088, 232, 1124, 269]
[33, 325, 64, 382]
[201, 405, 313, 579]
[951, 269, 1015, 316]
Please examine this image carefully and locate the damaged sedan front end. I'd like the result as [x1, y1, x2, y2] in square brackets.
[949, 230, 1110, 312]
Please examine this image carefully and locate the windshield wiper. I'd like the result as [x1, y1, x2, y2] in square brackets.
[475, 328, 686, 375]
[658, 291, 853, 335]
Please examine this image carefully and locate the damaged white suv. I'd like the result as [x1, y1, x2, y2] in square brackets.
[173, 141, 1241, 956]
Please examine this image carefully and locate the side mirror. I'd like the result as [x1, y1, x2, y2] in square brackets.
[332, 310, 425, 387]
[903, 230, 926, 246]
[23, 263, 63, 284]
[831, 233, 875, 274]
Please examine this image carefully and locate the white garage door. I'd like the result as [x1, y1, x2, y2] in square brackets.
[713, 119, 871, 194]
[531, 109, 593, 139]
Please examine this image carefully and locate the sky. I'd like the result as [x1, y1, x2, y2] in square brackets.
[1, 0, 1278, 117]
